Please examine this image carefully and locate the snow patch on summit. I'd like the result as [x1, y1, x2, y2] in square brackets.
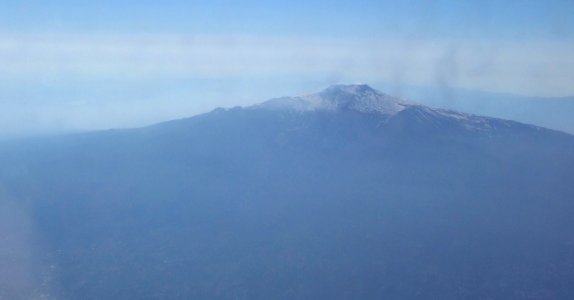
[256, 84, 411, 116]
[252, 84, 541, 134]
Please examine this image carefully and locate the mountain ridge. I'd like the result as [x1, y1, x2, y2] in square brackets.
[168, 84, 568, 139]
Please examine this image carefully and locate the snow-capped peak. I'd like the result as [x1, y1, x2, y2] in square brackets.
[257, 84, 411, 115]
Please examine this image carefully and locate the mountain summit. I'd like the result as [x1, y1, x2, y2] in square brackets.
[256, 84, 411, 115]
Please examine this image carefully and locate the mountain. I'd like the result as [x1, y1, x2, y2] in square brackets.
[1, 85, 574, 299]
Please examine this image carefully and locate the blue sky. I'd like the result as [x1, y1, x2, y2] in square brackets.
[1, 0, 573, 136]
[2, 0, 573, 39]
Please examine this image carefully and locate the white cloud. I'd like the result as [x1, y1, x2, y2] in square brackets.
[0, 33, 573, 96]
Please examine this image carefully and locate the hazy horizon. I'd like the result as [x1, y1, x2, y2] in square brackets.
[1, 0, 574, 136]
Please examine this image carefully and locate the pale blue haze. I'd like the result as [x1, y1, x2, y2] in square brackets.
[0, 0, 573, 136]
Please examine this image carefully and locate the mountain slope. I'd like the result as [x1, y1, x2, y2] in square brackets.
[387, 85, 574, 134]
[1, 85, 574, 299]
